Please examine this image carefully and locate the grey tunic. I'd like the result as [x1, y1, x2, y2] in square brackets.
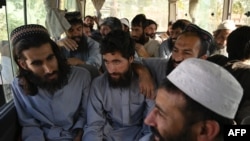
[12, 66, 91, 141]
[83, 72, 154, 141]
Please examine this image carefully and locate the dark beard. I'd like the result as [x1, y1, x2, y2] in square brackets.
[146, 33, 155, 39]
[169, 38, 174, 51]
[150, 125, 194, 141]
[134, 35, 148, 45]
[108, 68, 132, 88]
[166, 57, 175, 75]
[70, 35, 89, 56]
[27, 69, 69, 94]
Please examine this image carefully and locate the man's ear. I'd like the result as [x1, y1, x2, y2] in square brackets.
[18, 59, 28, 70]
[129, 56, 134, 63]
[200, 54, 208, 60]
[197, 120, 220, 141]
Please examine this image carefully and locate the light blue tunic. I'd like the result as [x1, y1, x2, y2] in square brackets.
[12, 66, 91, 141]
[62, 36, 102, 69]
[142, 58, 170, 87]
[83, 72, 154, 141]
[159, 38, 172, 59]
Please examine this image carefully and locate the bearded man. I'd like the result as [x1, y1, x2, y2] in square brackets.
[11, 24, 91, 141]
[83, 30, 154, 141]
[57, 11, 102, 70]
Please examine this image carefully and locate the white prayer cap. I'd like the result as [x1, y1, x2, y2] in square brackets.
[217, 20, 236, 30]
[167, 58, 243, 119]
[120, 18, 130, 28]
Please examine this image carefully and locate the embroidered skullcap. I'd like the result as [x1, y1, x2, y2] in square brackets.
[217, 20, 236, 30]
[10, 24, 50, 45]
[167, 58, 243, 119]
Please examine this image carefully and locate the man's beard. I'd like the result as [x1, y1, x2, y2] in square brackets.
[27, 69, 68, 94]
[150, 125, 194, 141]
[171, 56, 182, 68]
[146, 33, 155, 39]
[134, 34, 147, 45]
[70, 35, 89, 55]
[108, 68, 133, 88]
[215, 42, 226, 49]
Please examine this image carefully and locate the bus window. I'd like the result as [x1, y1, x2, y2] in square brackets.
[232, 0, 250, 26]
[0, 0, 47, 108]
[0, 3, 15, 108]
[85, 0, 169, 32]
[177, 0, 224, 33]
[26, 0, 46, 26]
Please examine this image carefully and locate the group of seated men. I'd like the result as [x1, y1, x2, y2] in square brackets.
[9, 11, 250, 141]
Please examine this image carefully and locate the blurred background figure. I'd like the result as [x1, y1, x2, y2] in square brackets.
[144, 19, 162, 44]
[159, 19, 191, 59]
[160, 21, 174, 41]
[131, 14, 160, 58]
[99, 16, 123, 39]
[120, 18, 130, 33]
[82, 23, 92, 37]
[83, 15, 96, 32]
[212, 20, 236, 57]
[224, 26, 250, 124]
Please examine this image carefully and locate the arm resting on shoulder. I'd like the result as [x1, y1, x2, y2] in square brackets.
[132, 62, 156, 99]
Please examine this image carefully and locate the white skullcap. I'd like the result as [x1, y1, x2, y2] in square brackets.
[217, 20, 236, 30]
[167, 58, 243, 119]
[120, 18, 130, 28]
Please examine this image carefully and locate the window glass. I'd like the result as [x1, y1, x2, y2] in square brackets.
[0, 0, 46, 109]
[0, 2, 17, 107]
[232, 0, 250, 26]
[85, 0, 169, 32]
[177, 0, 224, 33]
[6, 0, 25, 33]
[26, 0, 46, 26]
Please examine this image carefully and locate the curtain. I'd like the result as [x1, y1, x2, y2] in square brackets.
[66, 0, 82, 12]
[43, 0, 71, 39]
[91, 0, 105, 19]
[189, 0, 199, 23]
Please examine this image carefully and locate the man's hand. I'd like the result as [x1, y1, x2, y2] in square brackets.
[57, 38, 78, 51]
[132, 63, 156, 99]
[67, 58, 85, 66]
[73, 129, 83, 141]
[135, 43, 150, 58]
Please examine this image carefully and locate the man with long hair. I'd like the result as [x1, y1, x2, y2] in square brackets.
[11, 24, 91, 141]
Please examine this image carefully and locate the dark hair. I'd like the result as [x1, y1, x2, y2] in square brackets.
[131, 14, 147, 28]
[65, 11, 83, 26]
[227, 26, 250, 61]
[159, 78, 234, 140]
[166, 21, 174, 36]
[83, 23, 90, 28]
[207, 54, 228, 66]
[13, 36, 70, 95]
[145, 19, 158, 29]
[181, 24, 215, 56]
[100, 30, 135, 59]
[84, 15, 94, 20]
[172, 19, 191, 30]
[100, 17, 123, 31]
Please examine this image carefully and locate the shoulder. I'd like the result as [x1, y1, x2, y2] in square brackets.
[92, 72, 107, 85]
[87, 37, 99, 47]
[142, 57, 169, 66]
[148, 38, 160, 45]
[11, 77, 19, 88]
[160, 39, 171, 47]
[71, 66, 91, 79]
